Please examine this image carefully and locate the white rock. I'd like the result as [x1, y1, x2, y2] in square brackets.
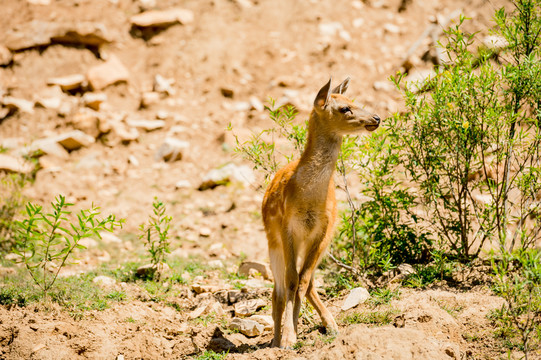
[405, 69, 436, 93]
[78, 237, 99, 248]
[130, 8, 194, 28]
[47, 74, 86, 92]
[249, 315, 273, 331]
[87, 55, 129, 90]
[23, 138, 69, 158]
[154, 137, 190, 162]
[82, 92, 107, 110]
[249, 96, 264, 112]
[54, 130, 95, 151]
[27, 0, 51, 5]
[199, 227, 212, 237]
[153, 74, 175, 96]
[156, 110, 169, 120]
[175, 179, 191, 189]
[198, 163, 255, 190]
[2, 96, 34, 114]
[319, 22, 344, 38]
[126, 119, 165, 131]
[230, 317, 264, 337]
[0, 154, 33, 174]
[383, 23, 401, 34]
[397, 263, 416, 276]
[341, 287, 370, 311]
[128, 155, 139, 166]
[373, 81, 395, 92]
[234, 298, 267, 317]
[0, 45, 13, 66]
[93, 275, 116, 287]
[238, 261, 272, 280]
[140, 91, 161, 108]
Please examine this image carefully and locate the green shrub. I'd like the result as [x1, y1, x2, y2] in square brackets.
[140, 197, 172, 281]
[13, 195, 123, 300]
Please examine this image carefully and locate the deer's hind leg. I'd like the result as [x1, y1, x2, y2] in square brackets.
[269, 244, 286, 347]
[306, 278, 338, 334]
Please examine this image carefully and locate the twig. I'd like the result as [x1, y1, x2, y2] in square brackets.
[327, 252, 359, 276]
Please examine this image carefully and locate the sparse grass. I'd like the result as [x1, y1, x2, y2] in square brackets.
[340, 308, 399, 326]
[368, 288, 400, 307]
[193, 350, 229, 360]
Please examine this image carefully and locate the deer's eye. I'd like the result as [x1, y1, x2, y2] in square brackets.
[339, 106, 352, 114]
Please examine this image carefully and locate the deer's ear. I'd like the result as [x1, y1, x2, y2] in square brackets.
[332, 77, 350, 95]
[314, 77, 332, 109]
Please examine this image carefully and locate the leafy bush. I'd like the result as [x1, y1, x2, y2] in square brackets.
[0, 172, 30, 253]
[13, 195, 123, 299]
[390, 0, 541, 260]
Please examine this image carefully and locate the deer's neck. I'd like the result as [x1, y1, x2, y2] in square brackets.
[294, 111, 342, 195]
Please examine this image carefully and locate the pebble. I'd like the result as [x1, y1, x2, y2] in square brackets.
[0, 154, 33, 174]
[238, 261, 272, 280]
[47, 74, 86, 92]
[154, 137, 190, 162]
[130, 8, 194, 28]
[54, 130, 95, 151]
[87, 55, 129, 90]
[341, 287, 370, 311]
[0, 45, 13, 66]
[229, 318, 264, 337]
[234, 298, 266, 316]
[2, 96, 35, 114]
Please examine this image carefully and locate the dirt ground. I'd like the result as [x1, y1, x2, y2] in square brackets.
[1, 0, 531, 359]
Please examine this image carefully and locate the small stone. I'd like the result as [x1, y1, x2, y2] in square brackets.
[175, 179, 191, 189]
[34, 86, 63, 110]
[220, 87, 234, 98]
[93, 275, 116, 287]
[4, 20, 59, 51]
[341, 287, 370, 311]
[0, 154, 33, 174]
[128, 155, 139, 166]
[397, 263, 416, 276]
[0, 45, 13, 66]
[140, 91, 161, 108]
[130, 8, 194, 28]
[234, 298, 266, 317]
[50, 22, 113, 47]
[249, 96, 264, 111]
[47, 74, 86, 92]
[188, 303, 209, 319]
[2, 96, 34, 114]
[136, 263, 171, 279]
[199, 227, 212, 237]
[156, 110, 169, 120]
[54, 130, 95, 151]
[191, 283, 221, 294]
[249, 315, 273, 331]
[32, 344, 46, 353]
[154, 75, 175, 96]
[82, 92, 107, 111]
[127, 119, 165, 131]
[117, 355, 125, 360]
[24, 138, 69, 158]
[198, 163, 255, 190]
[229, 318, 264, 337]
[383, 23, 401, 34]
[87, 55, 129, 90]
[71, 109, 101, 139]
[154, 137, 190, 162]
[238, 261, 272, 280]
[110, 120, 140, 143]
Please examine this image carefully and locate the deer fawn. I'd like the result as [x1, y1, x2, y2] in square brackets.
[262, 77, 380, 348]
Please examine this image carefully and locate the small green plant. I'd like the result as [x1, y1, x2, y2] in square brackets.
[368, 288, 400, 307]
[140, 197, 172, 281]
[13, 195, 123, 300]
[193, 350, 229, 360]
[491, 249, 541, 359]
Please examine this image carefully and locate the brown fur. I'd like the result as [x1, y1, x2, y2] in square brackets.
[262, 78, 380, 348]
